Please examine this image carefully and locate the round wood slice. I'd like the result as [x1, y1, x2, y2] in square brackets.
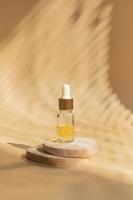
[26, 145, 89, 168]
[42, 137, 96, 158]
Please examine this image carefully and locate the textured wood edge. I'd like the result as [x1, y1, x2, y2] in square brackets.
[26, 145, 90, 168]
[42, 137, 97, 158]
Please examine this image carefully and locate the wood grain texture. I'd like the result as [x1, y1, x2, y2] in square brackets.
[26, 145, 90, 168]
[42, 137, 96, 158]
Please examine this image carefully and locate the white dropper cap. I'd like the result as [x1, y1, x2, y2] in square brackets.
[62, 84, 71, 99]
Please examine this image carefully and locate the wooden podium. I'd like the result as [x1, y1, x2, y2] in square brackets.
[26, 137, 96, 168]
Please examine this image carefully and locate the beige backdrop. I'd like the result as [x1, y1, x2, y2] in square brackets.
[1, 0, 133, 112]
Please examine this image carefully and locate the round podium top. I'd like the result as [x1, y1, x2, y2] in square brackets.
[43, 137, 96, 158]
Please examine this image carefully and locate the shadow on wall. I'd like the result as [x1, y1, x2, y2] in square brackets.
[110, 0, 133, 112]
[0, 0, 39, 43]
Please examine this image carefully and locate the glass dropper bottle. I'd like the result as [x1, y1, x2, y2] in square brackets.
[57, 84, 75, 142]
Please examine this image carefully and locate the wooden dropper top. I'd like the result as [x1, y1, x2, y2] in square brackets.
[58, 84, 73, 110]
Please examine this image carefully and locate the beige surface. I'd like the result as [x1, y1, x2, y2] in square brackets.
[0, 0, 133, 198]
[0, 143, 133, 200]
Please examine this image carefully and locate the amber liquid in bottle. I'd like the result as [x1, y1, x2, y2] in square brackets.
[57, 84, 75, 142]
[57, 110, 75, 142]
